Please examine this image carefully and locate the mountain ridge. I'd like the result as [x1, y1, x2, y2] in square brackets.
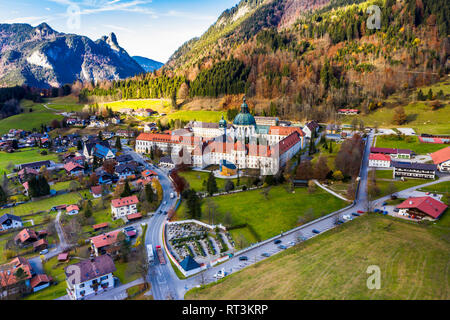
[0, 23, 145, 88]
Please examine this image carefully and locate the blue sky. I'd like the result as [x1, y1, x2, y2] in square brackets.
[0, 0, 239, 62]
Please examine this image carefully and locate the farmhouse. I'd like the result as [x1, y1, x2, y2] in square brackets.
[430, 146, 450, 172]
[65, 255, 116, 300]
[14, 228, 38, 246]
[368, 153, 391, 168]
[0, 214, 23, 231]
[396, 196, 447, 220]
[392, 162, 436, 180]
[91, 185, 103, 198]
[111, 195, 139, 220]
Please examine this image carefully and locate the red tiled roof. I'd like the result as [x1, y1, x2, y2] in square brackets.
[92, 222, 109, 230]
[111, 195, 139, 208]
[269, 126, 305, 136]
[91, 185, 102, 195]
[136, 133, 175, 143]
[58, 252, 69, 261]
[90, 230, 122, 249]
[66, 205, 79, 212]
[30, 274, 52, 289]
[141, 170, 157, 177]
[0, 257, 32, 287]
[127, 213, 142, 220]
[278, 132, 302, 155]
[64, 161, 84, 172]
[431, 146, 450, 165]
[397, 196, 448, 219]
[369, 153, 391, 161]
[14, 228, 37, 243]
[33, 239, 48, 248]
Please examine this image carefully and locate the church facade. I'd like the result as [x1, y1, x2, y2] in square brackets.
[136, 98, 306, 175]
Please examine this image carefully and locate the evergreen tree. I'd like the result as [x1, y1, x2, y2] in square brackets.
[77, 140, 83, 151]
[206, 172, 218, 196]
[121, 181, 132, 197]
[0, 185, 7, 206]
[145, 183, 155, 203]
[115, 136, 122, 151]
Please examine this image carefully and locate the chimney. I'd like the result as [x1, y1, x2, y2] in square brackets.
[409, 201, 413, 205]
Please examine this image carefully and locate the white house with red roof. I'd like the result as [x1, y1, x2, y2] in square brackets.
[368, 153, 391, 168]
[110, 195, 139, 220]
[430, 146, 450, 172]
[396, 196, 447, 220]
[66, 205, 80, 215]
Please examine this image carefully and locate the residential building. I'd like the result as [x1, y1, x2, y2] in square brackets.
[430, 146, 450, 172]
[90, 230, 126, 256]
[392, 162, 436, 180]
[338, 109, 360, 115]
[368, 153, 391, 168]
[64, 255, 116, 300]
[14, 228, 38, 246]
[90, 185, 103, 198]
[0, 257, 33, 297]
[16, 160, 52, 171]
[302, 121, 320, 138]
[64, 162, 84, 175]
[0, 214, 23, 231]
[66, 205, 80, 215]
[254, 116, 279, 126]
[110, 195, 139, 220]
[396, 196, 447, 220]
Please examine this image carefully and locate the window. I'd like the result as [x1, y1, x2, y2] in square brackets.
[79, 283, 85, 288]
[100, 275, 109, 281]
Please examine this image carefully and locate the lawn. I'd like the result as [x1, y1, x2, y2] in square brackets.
[0, 148, 59, 175]
[177, 185, 347, 245]
[0, 102, 64, 135]
[114, 260, 140, 284]
[419, 181, 450, 194]
[24, 256, 80, 300]
[186, 214, 450, 300]
[0, 191, 86, 216]
[179, 170, 238, 192]
[375, 135, 446, 154]
[50, 180, 73, 192]
[374, 170, 431, 197]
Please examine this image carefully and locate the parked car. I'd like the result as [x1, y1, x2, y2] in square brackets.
[337, 219, 344, 225]
[274, 239, 282, 244]
[278, 245, 287, 250]
[382, 201, 388, 206]
[289, 241, 295, 246]
[393, 208, 400, 212]
[261, 253, 270, 257]
[351, 212, 360, 217]
[312, 229, 321, 234]
[238, 256, 248, 261]
[374, 209, 381, 213]
[39, 249, 49, 255]
[357, 210, 364, 214]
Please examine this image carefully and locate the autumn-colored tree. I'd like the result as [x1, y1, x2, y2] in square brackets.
[392, 106, 407, 125]
[295, 160, 313, 180]
[313, 156, 330, 180]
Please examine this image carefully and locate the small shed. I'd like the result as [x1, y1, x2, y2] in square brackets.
[58, 252, 69, 262]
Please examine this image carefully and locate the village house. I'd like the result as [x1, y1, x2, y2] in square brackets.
[115, 163, 137, 180]
[368, 153, 391, 168]
[64, 255, 116, 300]
[392, 162, 436, 180]
[66, 205, 80, 215]
[14, 228, 38, 246]
[0, 257, 33, 297]
[64, 162, 84, 175]
[110, 195, 139, 220]
[16, 160, 53, 171]
[90, 230, 126, 256]
[430, 146, 450, 172]
[0, 214, 23, 231]
[302, 121, 320, 138]
[338, 109, 360, 115]
[396, 196, 447, 220]
[90, 185, 103, 198]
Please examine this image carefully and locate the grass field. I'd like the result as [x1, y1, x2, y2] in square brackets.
[179, 170, 238, 191]
[177, 185, 347, 244]
[0, 191, 85, 217]
[419, 181, 450, 194]
[0, 148, 59, 175]
[114, 260, 140, 284]
[374, 169, 431, 197]
[100, 99, 171, 113]
[375, 135, 446, 154]
[163, 110, 226, 123]
[341, 102, 450, 135]
[186, 214, 450, 300]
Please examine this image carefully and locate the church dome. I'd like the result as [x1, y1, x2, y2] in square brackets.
[233, 97, 256, 127]
[219, 115, 227, 128]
